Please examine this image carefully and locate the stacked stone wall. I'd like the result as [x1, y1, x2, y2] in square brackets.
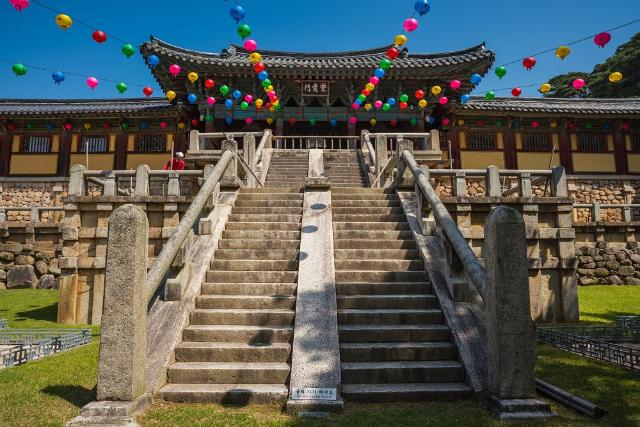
[576, 242, 640, 286]
[0, 181, 67, 222]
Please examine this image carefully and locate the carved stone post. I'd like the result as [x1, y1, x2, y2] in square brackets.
[486, 166, 500, 197]
[189, 129, 200, 152]
[135, 165, 150, 196]
[103, 172, 117, 196]
[375, 134, 388, 188]
[221, 139, 241, 188]
[395, 139, 414, 189]
[167, 172, 181, 196]
[244, 134, 256, 188]
[68, 164, 86, 196]
[550, 166, 568, 197]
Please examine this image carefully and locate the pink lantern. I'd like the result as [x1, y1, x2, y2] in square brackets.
[9, 0, 29, 11]
[349, 116, 358, 124]
[374, 100, 383, 109]
[207, 97, 216, 106]
[622, 122, 631, 131]
[531, 121, 540, 129]
[352, 103, 360, 110]
[244, 39, 257, 52]
[267, 91, 276, 99]
[450, 80, 461, 90]
[439, 96, 449, 105]
[573, 78, 586, 90]
[594, 32, 612, 48]
[169, 64, 181, 77]
[246, 117, 254, 125]
[442, 118, 450, 126]
[63, 123, 73, 131]
[160, 122, 168, 129]
[86, 77, 99, 90]
[369, 76, 380, 86]
[403, 18, 419, 32]
[244, 94, 253, 104]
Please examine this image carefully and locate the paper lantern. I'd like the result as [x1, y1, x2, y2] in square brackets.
[495, 66, 507, 79]
[177, 122, 186, 130]
[594, 32, 611, 48]
[55, 14, 72, 30]
[246, 117, 254, 125]
[86, 77, 99, 90]
[289, 117, 297, 125]
[403, 18, 418, 32]
[63, 123, 73, 131]
[160, 122, 168, 129]
[531, 121, 540, 129]
[143, 87, 153, 97]
[187, 93, 198, 104]
[122, 44, 135, 58]
[205, 79, 215, 89]
[442, 118, 450, 126]
[207, 97, 216, 106]
[249, 52, 262, 64]
[387, 47, 400, 60]
[511, 87, 522, 97]
[394, 34, 408, 46]
[147, 55, 160, 68]
[191, 119, 199, 127]
[9, 0, 29, 12]
[116, 82, 128, 94]
[266, 117, 274, 125]
[349, 116, 358, 125]
[539, 83, 552, 94]
[522, 57, 536, 70]
[431, 86, 442, 96]
[418, 99, 427, 108]
[461, 94, 471, 103]
[414, 0, 431, 15]
[92, 30, 107, 43]
[187, 72, 199, 83]
[470, 73, 482, 85]
[11, 63, 26, 76]
[484, 91, 495, 100]
[439, 96, 448, 105]
[556, 46, 571, 60]
[229, 5, 245, 22]
[52, 71, 65, 84]
[450, 80, 461, 90]
[169, 64, 181, 78]
[83, 123, 92, 130]
[415, 90, 425, 100]
[609, 72, 623, 83]
[166, 91, 176, 101]
[573, 78, 586, 90]
[244, 39, 257, 52]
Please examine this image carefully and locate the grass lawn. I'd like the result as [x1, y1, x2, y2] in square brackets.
[0, 286, 639, 427]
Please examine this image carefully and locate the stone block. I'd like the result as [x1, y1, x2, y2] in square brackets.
[619, 266, 635, 276]
[579, 276, 598, 285]
[36, 251, 56, 261]
[0, 251, 14, 262]
[0, 270, 6, 281]
[624, 277, 640, 285]
[616, 250, 628, 261]
[608, 275, 623, 285]
[34, 260, 49, 275]
[37, 274, 56, 289]
[7, 265, 38, 289]
[62, 226, 79, 241]
[593, 268, 609, 277]
[60, 257, 78, 269]
[15, 255, 35, 266]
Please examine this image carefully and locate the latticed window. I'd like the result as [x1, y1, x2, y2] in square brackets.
[467, 132, 496, 151]
[578, 133, 606, 152]
[631, 134, 640, 152]
[22, 135, 51, 153]
[522, 133, 551, 151]
[136, 133, 165, 152]
[80, 136, 107, 153]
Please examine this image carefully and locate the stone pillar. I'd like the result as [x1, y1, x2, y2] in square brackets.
[135, 165, 150, 196]
[189, 130, 200, 152]
[221, 139, 241, 188]
[486, 166, 500, 197]
[375, 135, 388, 188]
[97, 204, 148, 402]
[244, 134, 256, 188]
[483, 206, 553, 419]
[395, 139, 414, 189]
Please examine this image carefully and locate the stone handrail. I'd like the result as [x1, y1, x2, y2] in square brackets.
[190, 130, 264, 151]
[255, 129, 272, 166]
[401, 149, 487, 299]
[146, 149, 234, 303]
[0, 206, 64, 223]
[361, 130, 376, 171]
[237, 153, 264, 188]
[574, 202, 640, 223]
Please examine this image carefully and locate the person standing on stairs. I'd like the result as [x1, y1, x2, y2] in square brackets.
[164, 152, 185, 171]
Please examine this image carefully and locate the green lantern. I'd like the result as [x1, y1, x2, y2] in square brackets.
[26, 123, 34, 130]
[121, 44, 135, 58]
[205, 114, 213, 123]
[12, 63, 26, 76]
[240, 101, 249, 110]
[237, 24, 252, 39]
[382, 103, 391, 112]
[484, 91, 496, 100]
[357, 94, 366, 102]
[400, 94, 409, 103]
[495, 66, 507, 79]
[220, 85, 230, 96]
[410, 118, 418, 126]
[261, 79, 272, 88]
[310, 118, 317, 126]
[495, 120, 503, 128]
[116, 82, 128, 94]
[120, 122, 129, 130]
[379, 58, 391, 70]
[586, 123, 593, 129]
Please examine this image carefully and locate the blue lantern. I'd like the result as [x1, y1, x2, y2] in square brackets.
[225, 116, 233, 125]
[257, 71, 269, 81]
[229, 5, 245, 23]
[147, 55, 160, 69]
[330, 118, 337, 127]
[428, 116, 436, 125]
[470, 73, 482, 85]
[187, 93, 198, 104]
[225, 99, 233, 109]
[387, 97, 396, 106]
[52, 71, 65, 85]
[414, 0, 431, 16]
[140, 122, 149, 130]
[460, 94, 471, 104]
[374, 68, 385, 79]
[232, 90, 242, 99]
[46, 123, 55, 131]
[354, 98, 362, 105]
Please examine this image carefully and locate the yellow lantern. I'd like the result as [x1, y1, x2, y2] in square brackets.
[555, 46, 571, 60]
[457, 119, 465, 126]
[273, 100, 280, 106]
[55, 14, 73, 30]
[83, 123, 91, 130]
[550, 121, 558, 129]
[370, 118, 377, 126]
[269, 106, 276, 113]
[255, 99, 264, 108]
[266, 117, 274, 125]
[364, 103, 372, 111]
[431, 85, 442, 96]
[365, 83, 375, 92]
[394, 34, 408, 46]
[249, 52, 262, 63]
[166, 91, 176, 101]
[187, 72, 199, 83]
[267, 85, 273, 92]
[539, 83, 552, 94]
[418, 99, 428, 108]
[177, 122, 186, 130]
[609, 72, 623, 83]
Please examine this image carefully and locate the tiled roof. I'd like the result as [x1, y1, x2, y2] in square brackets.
[0, 98, 178, 117]
[458, 97, 640, 116]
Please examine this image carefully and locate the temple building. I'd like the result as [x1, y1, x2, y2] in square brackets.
[1, 37, 639, 176]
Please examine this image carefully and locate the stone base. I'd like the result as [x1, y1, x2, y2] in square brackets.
[66, 393, 152, 426]
[305, 177, 331, 189]
[486, 395, 555, 420]
[220, 177, 242, 190]
[286, 398, 344, 415]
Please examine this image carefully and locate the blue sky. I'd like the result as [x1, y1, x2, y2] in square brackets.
[1, 0, 639, 99]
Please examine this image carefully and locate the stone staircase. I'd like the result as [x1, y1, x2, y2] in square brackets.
[159, 187, 302, 403]
[265, 151, 309, 187]
[332, 187, 472, 402]
[324, 150, 368, 187]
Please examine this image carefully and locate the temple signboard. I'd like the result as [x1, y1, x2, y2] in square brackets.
[301, 81, 330, 97]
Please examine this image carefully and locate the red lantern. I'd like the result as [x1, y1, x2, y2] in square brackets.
[254, 62, 266, 73]
[531, 121, 540, 129]
[92, 30, 107, 43]
[63, 123, 73, 131]
[6, 123, 16, 132]
[362, 89, 371, 96]
[191, 119, 199, 127]
[266, 102, 272, 109]
[477, 120, 484, 128]
[289, 117, 297, 125]
[160, 122, 168, 129]
[415, 90, 425, 100]
[594, 32, 612, 48]
[102, 122, 110, 129]
[390, 119, 398, 127]
[442, 118, 450, 126]
[399, 101, 408, 110]
[204, 79, 215, 89]
[523, 57, 536, 70]
[511, 87, 522, 97]
[622, 122, 631, 131]
[143, 86, 154, 97]
[386, 47, 400, 60]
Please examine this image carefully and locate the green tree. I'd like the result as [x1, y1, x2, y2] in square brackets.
[545, 32, 640, 98]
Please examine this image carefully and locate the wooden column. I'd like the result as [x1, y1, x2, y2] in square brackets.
[503, 127, 517, 169]
[558, 125, 573, 174]
[614, 123, 628, 174]
[114, 131, 128, 170]
[0, 133, 11, 176]
[450, 129, 461, 169]
[57, 132, 71, 176]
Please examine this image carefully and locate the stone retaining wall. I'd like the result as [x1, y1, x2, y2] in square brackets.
[0, 180, 67, 222]
[576, 242, 640, 286]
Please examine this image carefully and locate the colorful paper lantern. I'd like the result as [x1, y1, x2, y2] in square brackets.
[63, 123, 73, 132]
[450, 80, 461, 90]
[461, 94, 471, 103]
[379, 59, 391, 70]
[594, 32, 612, 48]
[160, 122, 168, 129]
[249, 52, 262, 64]
[246, 117, 254, 125]
[244, 39, 258, 52]
[573, 78, 586, 90]
[266, 117, 274, 125]
[522, 57, 536, 70]
[9, 0, 29, 12]
[116, 82, 128, 94]
[92, 30, 107, 43]
[609, 72, 623, 83]
[86, 77, 99, 90]
[495, 66, 507, 79]
[511, 87, 522, 97]
[205, 79, 215, 89]
[439, 96, 448, 105]
[418, 99, 427, 108]
[187, 72, 199, 83]
[169, 64, 181, 78]
[556, 46, 571, 60]
[11, 63, 26, 76]
[229, 5, 245, 22]
[206, 97, 216, 106]
[52, 71, 65, 84]
[470, 73, 482, 85]
[147, 55, 160, 68]
[187, 93, 198, 104]
[143, 86, 153, 97]
[191, 119, 199, 127]
[349, 116, 358, 125]
[387, 47, 400, 60]
[484, 91, 495, 100]
[539, 83, 552, 94]
[403, 18, 419, 32]
[370, 118, 377, 126]
[415, 90, 425, 100]
[431, 86, 442, 96]
[122, 44, 135, 58]
[166, 91, 176, 101]
[442, 118, 450, 126]
[414, 0, 431, 15]
[219, 85, 230, 96]
[55, 14, 72, 30]
[394, 34, 408, 46]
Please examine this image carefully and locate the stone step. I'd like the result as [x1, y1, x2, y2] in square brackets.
[333, 222, 410, 231]
[334, 249, 418, 259]
[332, 194, 399, 201]
[226, 222, 301, 231]
[219, 239, 300, 250]
[332, 207, 405, 215]
[333, 214, 408, 223]
[341, 382, 472, 402]
[182, 325, 293, 343]
[211, 260, 298, 272]
[335, 260, 424, 272]
[235, 200, 303, 208]
[190, 309, 295, 326]
[201, 282, 297, 296]
[196, 295, 296, 310]
[240, 188, 302, 194]
[237, 193, 303, 201]
[159, 383, 289, 404]
[341, 361, 464, 384]
[331, 188, 396, 194]
[222, 230, 301, 240]
[332, 200, 402, 208]
[228, 214, 302, 223]
[337, 295, 437, 309]
[336, 271, 427, 283]
[167, 362, 290, 384]
[206, 270, 298, 283]
[339, 324, 450, 343]
[338, 309, 442, 325]
[175, 342, 291, 363]
[215, 249, 300, 260]
[332, 184, 367, 188]
[232, 207, 303, 215]
[334, 239, 416, 250]
[340, 342, 456, 362]
[333, 230, 413, 240]
[336, 282, 431, 295]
